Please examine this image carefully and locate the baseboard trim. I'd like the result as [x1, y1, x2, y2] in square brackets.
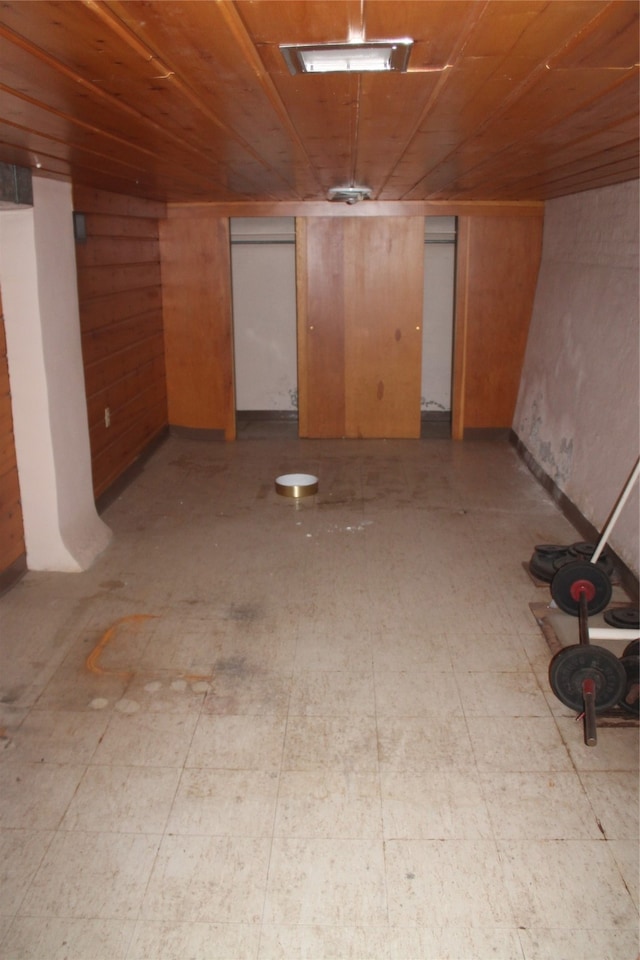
[236, 410, 298, 422]
[0, 553, 27, 597]
[510, 431, 639, 600]
[169, 425, 226, 441]
[464, 427, 511, 441]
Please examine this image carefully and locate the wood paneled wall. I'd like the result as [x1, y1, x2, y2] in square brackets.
[0, 288, 25, 584]
[160, 203, 543, 441]
[73, 186, 168, 498]
[160, 214, 236, 439]
[453, 215, 544, 436]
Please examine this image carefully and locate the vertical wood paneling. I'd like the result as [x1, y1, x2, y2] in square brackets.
[160, 215, 236, 439]
[73, 185, 168, 498]
[453, 214, 544, 434]
[344, 218, 423, 438]
[0, 287, 26, 581]
[297, 218, 346, 438]
[298, 217, 424, 438]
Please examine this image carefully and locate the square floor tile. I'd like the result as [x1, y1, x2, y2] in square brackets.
[456, 671, 550, 716]
[556, 719, 640, 772]
[377, 716, 475, 772]
[3, 710, 109, 766]
[186, 715, 286, 771]
[60, 765, 180, 834]
[469, 718, 573, 771]
[274, 770, 381, 839]
[480, 771, 603, 839]
[579, 772, 639, 840]
[126, 920, 260, 960]
[282, 717, 378, 774]
[167, 768, 279, 837]
[264, 838, 387, 926]
[203, 669, 291, 716]
[92, 711, 199, 767]
[0, 763, 85, 830]
[141, 835, 270, 924]
[0, 830, 54, 917]
[499, 839, 638, 929]
[19, 831, 160, 920]
[385, 839, 513, 927]
[517, 926, 639, 960]
[375, 671, 462, 717]
[381, 767, 493, 840]
[289, 671, 375, 717]
[1, 917, 135, 959]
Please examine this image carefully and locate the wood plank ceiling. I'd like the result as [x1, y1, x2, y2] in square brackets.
[0, 0, 637, 204]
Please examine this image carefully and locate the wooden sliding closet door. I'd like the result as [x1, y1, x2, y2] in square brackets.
[297, 217, 424, 439]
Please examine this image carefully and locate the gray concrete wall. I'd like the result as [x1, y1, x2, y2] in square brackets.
[514, 180, 639, 576]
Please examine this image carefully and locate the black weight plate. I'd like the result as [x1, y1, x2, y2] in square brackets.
[603, 607, 640, 630]
[555, 550, 615, 578]
[548, 644, 627, 712]
[529, 553, 557, 582]
[569, 542, 597, 558]
[553, 554, 580, 571]
[618, 655, 640, 716]
[534, 544, 571, 558]
[550, 559, 612, 616]
[622, 639, 640, 659]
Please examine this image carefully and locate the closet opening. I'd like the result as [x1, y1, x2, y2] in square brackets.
[230, 217, 297, 439]
[421, 216, 457, 439]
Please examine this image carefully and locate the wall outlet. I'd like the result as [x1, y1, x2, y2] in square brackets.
[104, 407, 111, 428]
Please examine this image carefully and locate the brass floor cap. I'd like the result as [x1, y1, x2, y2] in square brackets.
[275, 473, 319, 498]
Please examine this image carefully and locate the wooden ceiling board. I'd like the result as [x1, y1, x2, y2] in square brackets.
[401, 57, 639, 200]
[0, 0, 636, 203]
[385, 2, 626, 199]
[548, 0, 639, 68]
[234, 0, 364, 45]
[443, 115, 639, 202]
[100, 0, 320, 197]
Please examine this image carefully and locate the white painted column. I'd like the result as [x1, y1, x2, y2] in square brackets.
[0, 177, 111, 571]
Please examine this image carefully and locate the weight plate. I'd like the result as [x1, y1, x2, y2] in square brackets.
[569, 541, 597, 558]
[618, 655, 640, 716]
[622, 639, 640, 659]
[534, 544, 571, 558]
[529, 553, 558, 582]
[603, 607, 640, 630]
[555, 549, 614, 578]
[550, 559, 612, 617]
[549, 644, 627, 712]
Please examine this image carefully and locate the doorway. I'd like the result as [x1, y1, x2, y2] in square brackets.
[422, 217, 456, 438]
[230, 217, 297, 436]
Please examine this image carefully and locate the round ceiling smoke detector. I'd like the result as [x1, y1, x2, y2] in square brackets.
[327, 186, 372, 204]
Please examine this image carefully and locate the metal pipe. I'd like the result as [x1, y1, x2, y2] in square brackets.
[588, 627, 640, 643]
[578, 590, 590, 646]
[591, 458, 640, 563]
[582, 678, 597, 746]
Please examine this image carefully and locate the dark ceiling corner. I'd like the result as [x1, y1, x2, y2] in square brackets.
[0, 163, 33, 206]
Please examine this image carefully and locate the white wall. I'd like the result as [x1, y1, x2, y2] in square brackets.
[0, 177, 111, 571]
[422, 218, 456, 413]
[231, 218, 298, 411]
[514, 180, 639, 575]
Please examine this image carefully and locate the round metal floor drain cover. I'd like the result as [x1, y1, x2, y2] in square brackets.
[275, 473, 319, 498]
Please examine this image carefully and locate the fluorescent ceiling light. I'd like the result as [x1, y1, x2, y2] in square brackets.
[281, 40, 413, 75]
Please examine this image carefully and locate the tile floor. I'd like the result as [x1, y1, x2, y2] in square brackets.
[0, 431, 638, 960]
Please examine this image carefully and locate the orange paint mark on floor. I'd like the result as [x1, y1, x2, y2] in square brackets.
[85, 614, 157, 680]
